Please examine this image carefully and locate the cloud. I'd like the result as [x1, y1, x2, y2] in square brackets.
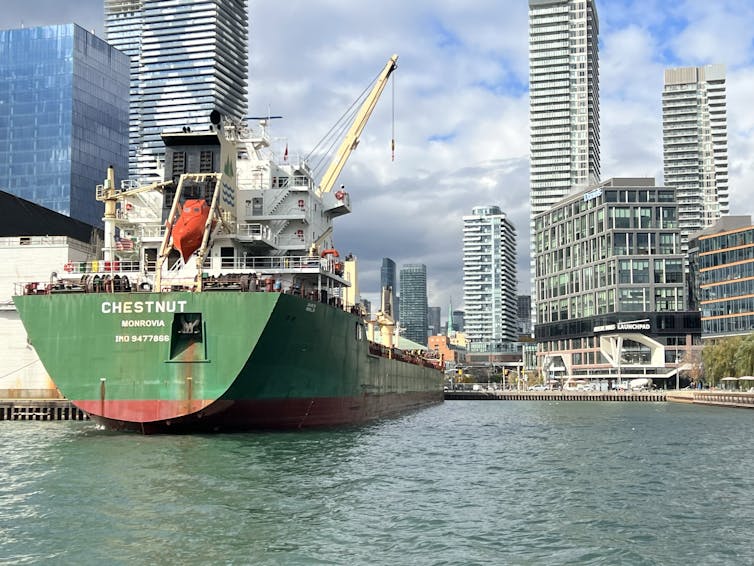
[667, 0, 754, 67]
[0, 0, 102, 34]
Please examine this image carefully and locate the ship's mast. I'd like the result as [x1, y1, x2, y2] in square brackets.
[96, 166, 173, 262]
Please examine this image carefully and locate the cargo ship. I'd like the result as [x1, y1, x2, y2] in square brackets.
[13, 55, 444, 433]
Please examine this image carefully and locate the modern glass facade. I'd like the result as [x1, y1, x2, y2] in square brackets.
[428, 306, 441, 337]
[399, 264, 428, 346]
[105, 0, 249, 179]
[689, 216, 754, 338]
[518, 295, 532, 336]
[534, 178, 701, 384]
[104, 0, 143, 172]
[451, 310, 465, 333]
[463, 205, 518, 344]
[0, 24, 129, 228]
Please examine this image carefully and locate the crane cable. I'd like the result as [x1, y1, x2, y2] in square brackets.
[391, 70, 396, 162]
[307, 102, 361, 180]
[305, 66, 385, 180]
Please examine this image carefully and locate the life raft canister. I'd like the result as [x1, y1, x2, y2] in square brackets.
[320, 249, 339, 258]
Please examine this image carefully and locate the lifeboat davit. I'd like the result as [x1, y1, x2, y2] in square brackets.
[172, 199, 210, 261]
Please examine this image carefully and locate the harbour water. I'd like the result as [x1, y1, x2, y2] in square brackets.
[1, 401, 753, 565]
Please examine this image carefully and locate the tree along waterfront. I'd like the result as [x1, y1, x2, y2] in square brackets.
[702, 333, 754, 386]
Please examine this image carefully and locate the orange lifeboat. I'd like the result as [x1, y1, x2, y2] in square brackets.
[172, 199, 210, 261]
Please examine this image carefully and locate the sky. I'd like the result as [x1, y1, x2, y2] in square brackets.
[2, 0, 754, 318]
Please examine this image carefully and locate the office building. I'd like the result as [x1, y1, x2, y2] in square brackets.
[689, 216, 754, 339]
[399, 264, 428, 346]
[529, 0, 601, 322]
[451, 310, 465, 333]
[105, 0, 249, 179]
[0, 24, 129, 228]
[380, 257, 398, 320]
[463, 206, 518, 344]
[663, 65, 728, 247]
[534, 178, 701, 385]
[428, 306, 441, 337]
[518, 295, 532, 336]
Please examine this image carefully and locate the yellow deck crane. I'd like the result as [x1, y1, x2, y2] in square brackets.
[315, 54, 398, 196]
[309, 54, 398, 257]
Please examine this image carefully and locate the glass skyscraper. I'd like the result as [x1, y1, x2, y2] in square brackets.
[380, 257, 398, 320]
[105, 0, 249, 179]
[428, 306, 441, 337]
[399, 263, 428, 346]
[0, 24, 129, 228]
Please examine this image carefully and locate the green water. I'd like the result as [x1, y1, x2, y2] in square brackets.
[1, 401, 753, 565]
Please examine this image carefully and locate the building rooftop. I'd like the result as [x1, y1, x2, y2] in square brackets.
[0, 190, 100, 243]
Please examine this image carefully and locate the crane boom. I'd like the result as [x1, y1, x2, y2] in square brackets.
[316, 54, 398, 196]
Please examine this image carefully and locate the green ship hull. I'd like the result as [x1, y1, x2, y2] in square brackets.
[14, 291, 443, 433]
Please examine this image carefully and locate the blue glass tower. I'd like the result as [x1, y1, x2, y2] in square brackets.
[0, 24, 129, 228]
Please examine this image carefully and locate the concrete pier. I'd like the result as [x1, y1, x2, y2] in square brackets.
[445, 390, 668, 402]
[667, 390, 754, 409]
[0, 399, 88, 421]
[446, 389, 754, 408]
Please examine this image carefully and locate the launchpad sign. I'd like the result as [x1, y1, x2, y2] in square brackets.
[593, 319, 651, 333]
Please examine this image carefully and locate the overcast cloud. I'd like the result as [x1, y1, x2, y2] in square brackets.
[2, 0, 753, 319]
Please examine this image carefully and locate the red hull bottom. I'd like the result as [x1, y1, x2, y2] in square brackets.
[77, 393, 443, 434]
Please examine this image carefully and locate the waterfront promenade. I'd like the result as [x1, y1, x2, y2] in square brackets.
[445, 390, 667, 402]
[446, 389, 754, 408]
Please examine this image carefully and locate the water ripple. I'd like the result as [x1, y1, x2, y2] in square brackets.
[1, 402, 753, 564]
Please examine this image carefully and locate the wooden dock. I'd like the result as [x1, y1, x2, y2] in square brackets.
[445, 390, 668, 402]
[0, 399, 89, 421]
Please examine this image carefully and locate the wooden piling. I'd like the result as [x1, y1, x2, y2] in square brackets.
[0, 399, 88, 421]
